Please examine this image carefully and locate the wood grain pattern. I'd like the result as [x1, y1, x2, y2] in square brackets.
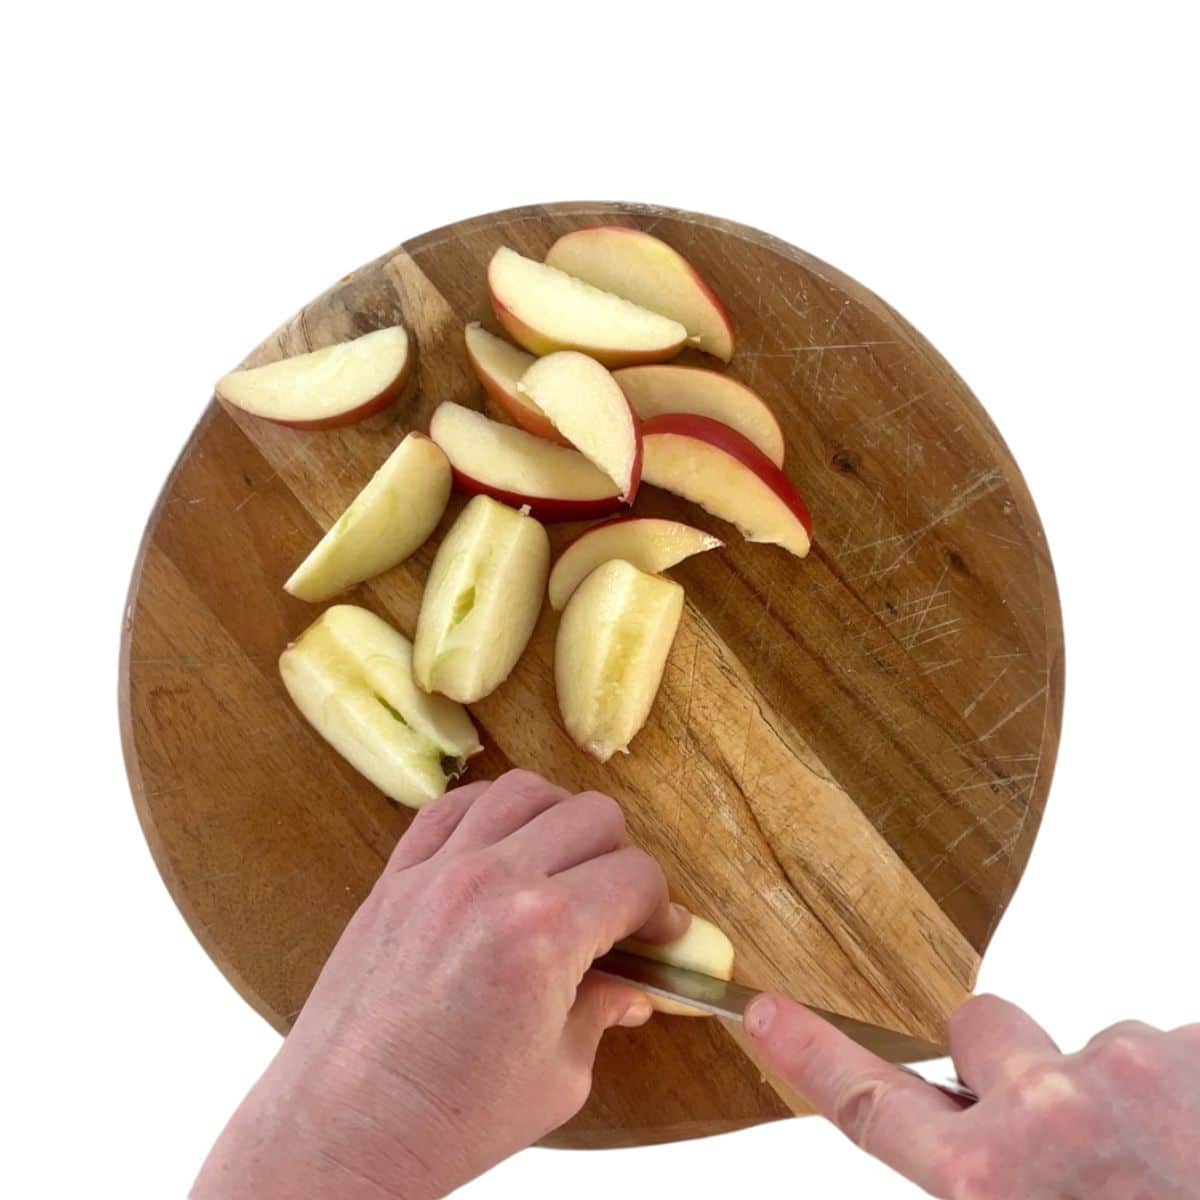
[119, 202, 1064, 1148]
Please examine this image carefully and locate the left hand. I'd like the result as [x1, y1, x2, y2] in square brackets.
[191, 770, 690, 1200]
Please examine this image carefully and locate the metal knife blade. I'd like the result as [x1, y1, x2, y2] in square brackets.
[591, 950, 949, 1064]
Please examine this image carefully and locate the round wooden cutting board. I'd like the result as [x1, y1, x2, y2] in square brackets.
[119, 202, 1063, 1148]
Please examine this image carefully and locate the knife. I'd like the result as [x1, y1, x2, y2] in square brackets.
[591, 949, 977, 1104]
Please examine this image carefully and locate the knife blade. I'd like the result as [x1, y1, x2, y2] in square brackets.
[591, 949, 951, 1065]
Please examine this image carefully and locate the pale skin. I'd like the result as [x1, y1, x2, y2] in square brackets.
[194, 772, 1200, 1199]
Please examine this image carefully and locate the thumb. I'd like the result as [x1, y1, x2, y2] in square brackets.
[564, 973, 654, 1060]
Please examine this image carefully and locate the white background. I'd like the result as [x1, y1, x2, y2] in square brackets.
[4, 3, 1198, 1196]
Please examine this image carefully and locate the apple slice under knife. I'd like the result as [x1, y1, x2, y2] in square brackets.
[548, 516, 721, 611]
[488, 246, 688, 367]
[428, 402, 622, 521]
[619, 915, 736, 1017]
[641, 414, 813, 558]
[216, 326, 413, 430]
[285, 432, 451, 603]
[414, 494, 550, 704]
[517, 351, 642, 502]
[614, 364, 785, 467]
[546, 227, 734, 361]
[279, 605, 481, 808]
[555, 558, 684, 763]
[463, 323, 565, 444]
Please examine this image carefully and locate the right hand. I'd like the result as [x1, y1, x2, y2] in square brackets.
[745, 992, 1200, 1198]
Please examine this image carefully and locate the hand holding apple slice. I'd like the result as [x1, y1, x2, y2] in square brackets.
[615, 364, 785, 466]
[619, 915, 736, 1017]
[642, 415, 813, 558]
[516, 351, 642, 502]
[488, 247, 688, 367]
[555, 559, 684, 762]
[284, 433, 451, 602]
[548, 516, 721, 610]
[216, 326, 413, 430]
[463, 323, 565, 444]
[414, 495, 550, 703]
[279, 605, 481, 808]
[546, 227, 735, 361]
[428, 402, 622, 521]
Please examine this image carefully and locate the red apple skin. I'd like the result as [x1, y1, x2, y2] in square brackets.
[464, 331, 568, 445]
[489, 292, 685, 369]
[447, 468, 625, 523]
[221, 351, 415, 432]
[548, 226, 736, 361]
[641, 413, 814, 537]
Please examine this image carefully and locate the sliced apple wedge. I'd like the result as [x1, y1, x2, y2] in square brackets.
[414, 495, 550, 703]
[548, 517, 721, 611]
[284, 433, 451, 602]
[642, 414, 813, 558]
[516, 352, 642, 502]
[546, 227, 734, 361]
[279, 605, 481, 808]
[620, 915, 736, 1017]
[428, 402, 622, 521]
[555, 559, 684, 762]
[463, 322, 565, 444]
[216, 326, 412, 430]
[488, 246, 688, 367]
[614, 364, 785, 467]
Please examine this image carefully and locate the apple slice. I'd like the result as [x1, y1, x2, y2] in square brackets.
[614, 365, 785, 467]
[279, 605, 481, 808]
[620, 915, 736, 1017]
[414, 495, 550, 703]
[284, 433, 451, 602]
[555, 559, 684, 762]
[546, 227, 734, 361]
[428, 402, 622, 521]
[216, 326, 412, 430]
[516, 352, 642, 502]
[642, 414, 813, 558]
[488, 246, 688, 367]
[463, 323, 565, 444]
[548, 516, 721, 611]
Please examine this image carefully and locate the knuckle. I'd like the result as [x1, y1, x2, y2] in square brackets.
[497, 885, 574, 951]
[1092, 1032, 1155, 1082]
[408, 797, 459, 842]
[940, 1144, 1000, 1200]
[832, 1074, 893, 1149]
[573, 790, 626, 835]
[1011, 1062, 1093, 1131]
[496, 768, 554, 799]
[432, 853, 507, 915]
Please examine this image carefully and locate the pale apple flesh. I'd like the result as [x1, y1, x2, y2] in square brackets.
[414, 495, 550, 703]
[488, 246, 688, 368]
[548, 516, 721, 611]
[284, 433, 451, 603]
[641, 414, 813, 558]
[546, 227, 735, 362]
[614, 364, 785, 467]
[216, 326, 413, 430]
[555, 559, 684, 763]
[428, 402, 622, 521]
[517, 351, 642, 502]
[463, 323, 565, 444]
[619, 915, 736, 1017]
[279, 605, 481, 808]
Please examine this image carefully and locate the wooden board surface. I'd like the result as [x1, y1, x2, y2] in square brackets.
[119, 202, 1064, 1148]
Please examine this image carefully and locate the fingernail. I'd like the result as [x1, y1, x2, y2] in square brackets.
[744, 995, 777, 1038]
[619, 998, 654, 1027]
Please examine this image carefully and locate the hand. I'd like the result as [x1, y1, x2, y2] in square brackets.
[192, 771, 689, 1200]
[745, 992, 1200, 1198]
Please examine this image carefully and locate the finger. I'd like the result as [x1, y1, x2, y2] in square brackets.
[443, 769, 571, 853]
[948, 994, 1059, 1094]
[499, 790, 626, 875]
[744, 993, 960, 1195]
[562, 973, 655, 1065]
[387, 782, 491, 871]
[556, 845, 676, 960]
